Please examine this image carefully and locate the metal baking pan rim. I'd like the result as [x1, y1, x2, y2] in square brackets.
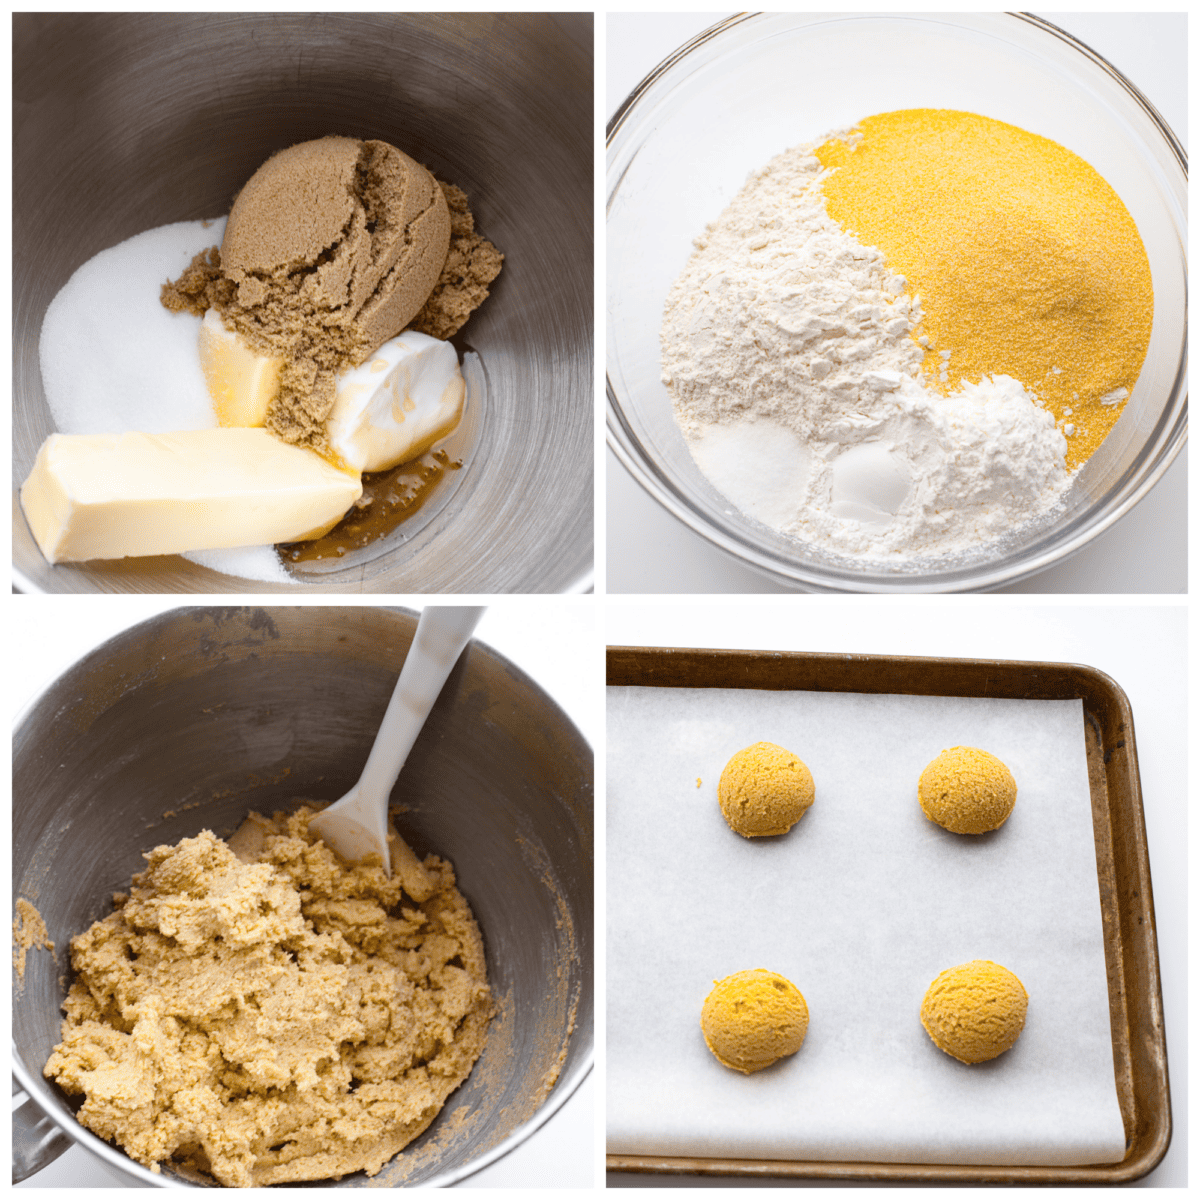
[605, 646, 1171, 1184]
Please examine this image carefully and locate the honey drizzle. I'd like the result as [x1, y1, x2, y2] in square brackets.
[282, 449, 462, 563]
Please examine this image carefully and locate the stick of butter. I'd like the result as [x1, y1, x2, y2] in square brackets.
[21, 429, 362, 563]
[196, 318, 464, 472]
[198, 308, 283, 427]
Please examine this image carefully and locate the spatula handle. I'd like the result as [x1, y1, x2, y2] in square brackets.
[358, 606, 486, 797]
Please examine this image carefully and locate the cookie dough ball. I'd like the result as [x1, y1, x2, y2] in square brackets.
[718, 742, 814, 837]
[920, 959, 1028, 1064]
[918, 746, 1016, 834]
[701, 969, 809, 1074]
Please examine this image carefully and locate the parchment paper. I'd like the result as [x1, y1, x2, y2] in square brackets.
[607, 685, 1127, 1166]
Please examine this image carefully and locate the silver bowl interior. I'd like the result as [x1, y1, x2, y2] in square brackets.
[12, 607, 594, 1187]
[14, 13, 593, 593]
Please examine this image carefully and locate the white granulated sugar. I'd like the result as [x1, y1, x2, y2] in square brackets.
[690, 419, 810, 529]
[41, 220, 226, 434]
[661, 142, 1072, 563]
[181, 545, 290, 585]
[39, 217, 292, 584]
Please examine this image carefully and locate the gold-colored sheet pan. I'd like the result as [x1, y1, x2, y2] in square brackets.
[605, 647, 1170, 1184]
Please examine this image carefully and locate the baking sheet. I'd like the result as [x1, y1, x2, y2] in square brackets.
[606, 685, 1127, 1166]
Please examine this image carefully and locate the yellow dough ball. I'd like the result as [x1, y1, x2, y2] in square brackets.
[920, 959, 1028, 1064]
[701, 969, 809, 1074]
[918, 746, 1016, 834]
[718, 741, 814, 837]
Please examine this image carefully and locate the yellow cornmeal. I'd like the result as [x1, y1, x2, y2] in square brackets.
[816, 110, 1153, 471]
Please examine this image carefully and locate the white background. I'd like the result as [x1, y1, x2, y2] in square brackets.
[8, 11, 1192, 1194]
[12, 597, 599, 1189]
[605, 12, 1188, 594]
[603, 598, 1185, 1186]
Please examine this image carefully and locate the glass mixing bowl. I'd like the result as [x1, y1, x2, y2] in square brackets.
[607, 13, 1186, 593]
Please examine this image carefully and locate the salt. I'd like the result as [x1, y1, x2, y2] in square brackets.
[689, 420, 810, 530]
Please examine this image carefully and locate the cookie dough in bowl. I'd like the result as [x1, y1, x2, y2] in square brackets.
[44, 808, 492, 1187]
[12, 606, 593, 1188]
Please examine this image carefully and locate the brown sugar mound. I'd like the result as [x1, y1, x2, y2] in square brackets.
[220, 136, 450, 351]
[409, 183, 505, 340]
[161, 137, 502, 457]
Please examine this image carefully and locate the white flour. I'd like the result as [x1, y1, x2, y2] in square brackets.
[661, 141, 1072, 563]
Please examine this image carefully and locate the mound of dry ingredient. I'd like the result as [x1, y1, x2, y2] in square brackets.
[661, 108, 1153, 564]
[44, 806, 493, 1188]
[816, 111, 1152, 470]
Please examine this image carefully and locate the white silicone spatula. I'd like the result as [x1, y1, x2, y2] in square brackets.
[309, 605, 485, 875]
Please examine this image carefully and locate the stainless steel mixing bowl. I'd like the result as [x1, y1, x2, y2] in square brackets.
[14, 13, 593, 593]
[12, 606, 593, 1186]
